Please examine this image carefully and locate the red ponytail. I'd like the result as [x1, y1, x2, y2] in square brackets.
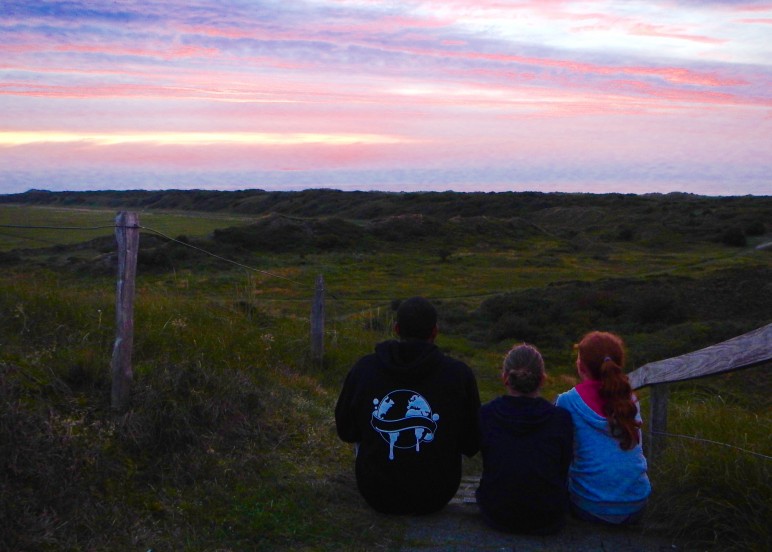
[577, 331, 641, 450]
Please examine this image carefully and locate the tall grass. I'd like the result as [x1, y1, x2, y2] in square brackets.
[641, 376, 771, 551]
[1, 197, 770, 550]
[0, 270, 400, 551]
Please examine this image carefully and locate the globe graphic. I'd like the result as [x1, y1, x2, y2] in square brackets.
[371, 389, 440, 460]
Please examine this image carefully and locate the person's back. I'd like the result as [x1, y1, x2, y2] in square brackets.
[476, 344, 573, 534]
[335, 297, 481, 514]
[555, 331, 651, 525]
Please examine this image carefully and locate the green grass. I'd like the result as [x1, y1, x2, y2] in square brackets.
[640, 373, 771, 551]
[0, 204, 256, 251]
[0, 269, 402, 551]
[1, 201, 770, 550]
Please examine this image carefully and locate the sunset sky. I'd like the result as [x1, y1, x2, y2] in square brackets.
[1, 0, 770, 195]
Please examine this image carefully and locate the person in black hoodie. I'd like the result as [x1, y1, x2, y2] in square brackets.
[476, 343, 573, 534]
[335, 296, 481, 515]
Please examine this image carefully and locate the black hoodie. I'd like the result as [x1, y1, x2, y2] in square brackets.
[476, 395, 573, 534]
[335, 339, 481, 514]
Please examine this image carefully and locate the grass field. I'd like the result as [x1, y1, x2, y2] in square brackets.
[0, 204, 257, 252]
[1, 199, 770, 551]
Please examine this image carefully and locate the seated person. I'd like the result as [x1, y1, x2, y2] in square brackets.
[555, 331, 651, 525]
[335, 296, 481, 514]
[476, 343, 573, 534]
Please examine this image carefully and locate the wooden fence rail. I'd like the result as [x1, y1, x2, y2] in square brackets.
[628, 322, 772, 460]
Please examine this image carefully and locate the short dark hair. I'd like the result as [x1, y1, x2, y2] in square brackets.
[396, 297, 437, 340]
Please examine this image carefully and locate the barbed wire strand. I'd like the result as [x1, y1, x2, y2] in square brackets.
[0, 222, 348, 299]
[0, 223, 506, 304]
[2, 223, 771, 461]
[138, 225, 313, 288]
[647, 430, 771, 461]
[0, 230, 63, 246]
[0, 223, 116, 230]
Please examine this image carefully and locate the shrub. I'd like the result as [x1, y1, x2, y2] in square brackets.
[617, 226, 635, 241]
[629, 287, 687, 326]
[0, 363, 105, 551]
[721, 227, 747, 247]
[745, 221, 766, 236]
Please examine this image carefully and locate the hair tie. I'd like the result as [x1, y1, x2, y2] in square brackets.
[603, 356, 612, 363]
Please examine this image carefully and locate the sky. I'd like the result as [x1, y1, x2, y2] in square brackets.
[1, 0, 771, 196]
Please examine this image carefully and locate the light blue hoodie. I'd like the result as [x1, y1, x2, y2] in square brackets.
[555, 388, 651, 517]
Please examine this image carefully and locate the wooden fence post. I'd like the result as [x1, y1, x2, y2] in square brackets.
[626, 324, 772, 466]
[111, 211, 139, 413]
[649, 383, 669, 461]
[311, 274, 325, 365]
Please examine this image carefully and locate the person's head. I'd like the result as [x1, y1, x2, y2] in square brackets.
[575, 330, 639, 450]
[501, 343, 545, 396]
[575, 331, 625, 381]
[395, 297, 438, 342]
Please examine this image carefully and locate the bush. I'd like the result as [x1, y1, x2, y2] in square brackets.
[117, 361, 264, 458]
[0, 359, 267, 551]
[0, 363, 103, 551]
[745, 221, 766, 236]
[629, 287, 687, 326]
[617, 226, 635, 241]
[721, 227, 747, 247]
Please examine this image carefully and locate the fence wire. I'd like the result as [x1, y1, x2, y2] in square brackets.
[139, 224, 311, 288]
[3, 220, 770, 462]
[647, 430, 771, 461]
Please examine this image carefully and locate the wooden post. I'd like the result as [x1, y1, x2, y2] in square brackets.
[626, 324, 772, 464]
[649, 383, 669, 462]
[111, 211, 139, 413]
[311, 274, 325, 366]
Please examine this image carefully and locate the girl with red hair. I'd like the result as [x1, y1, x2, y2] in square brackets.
[555, 331, 651, 525]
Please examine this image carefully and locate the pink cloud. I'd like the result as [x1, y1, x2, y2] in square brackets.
[52, 43, 220, 60]
[1, 0, 769, 196]
[736, 18, 772, 24]
[0, 140, 415, 172]
[607, 79, 748, 106]
[629, 23, 726, 44]
[730, 3, 772, 13]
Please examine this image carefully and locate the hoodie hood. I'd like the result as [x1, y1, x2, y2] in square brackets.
[557, 388, 613, 436]
[487, 396, 557, 436]
[374, 339, 442, 381]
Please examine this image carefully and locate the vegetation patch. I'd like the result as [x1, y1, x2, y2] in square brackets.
[0, 191, 769, 550]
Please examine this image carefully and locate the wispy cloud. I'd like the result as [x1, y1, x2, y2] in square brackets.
[1, 0, 770, 194]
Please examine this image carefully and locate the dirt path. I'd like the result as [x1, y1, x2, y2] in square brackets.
[400, 476, 683, 552]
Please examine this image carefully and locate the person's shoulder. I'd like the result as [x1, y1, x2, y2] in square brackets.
[442, 356, 478, 386]
[555, 386, 579, 405]
[555, 389, 583, 419]
[553, 403, 574, 425]
[440, 352, 474, 373]
[349, 351, 381, 374]
[481, 396, 504, 410]
[536, 397, 570, 416]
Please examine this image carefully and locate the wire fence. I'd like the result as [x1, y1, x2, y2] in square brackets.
[646, 430, 771, 461]
[0, 220, 470, 310]
[1, 219, 770, 461]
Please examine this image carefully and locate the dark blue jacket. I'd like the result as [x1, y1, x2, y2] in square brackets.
[476, 395, 573, 534]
